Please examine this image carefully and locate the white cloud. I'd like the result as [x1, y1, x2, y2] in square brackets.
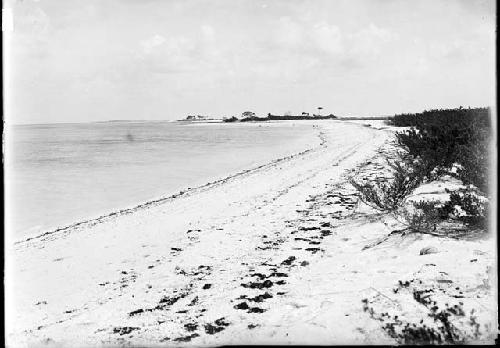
[363, 23, 394, 42]
[7, 0, 496, 124]
[270, 19, 396, 73]
[136, 34, 205, 76]
[201, 24, 215, 42]
[135, 25, 226, 76]
[312, 22, 343, 55]
[347, 23, 395, 59]
[273, 19, 394, 62]
[141, 34, 165, 54]
[275, 16, 304, 47]
[200, 24, 221, 60]
[274, 18, 343, 56]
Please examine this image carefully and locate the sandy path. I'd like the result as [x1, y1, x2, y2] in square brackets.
[6, 121, 496, 346]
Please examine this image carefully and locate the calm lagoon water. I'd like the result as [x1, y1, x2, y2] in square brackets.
[5, 121, 319, 238]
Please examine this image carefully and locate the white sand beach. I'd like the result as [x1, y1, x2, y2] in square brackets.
[5, 121, 497, 346]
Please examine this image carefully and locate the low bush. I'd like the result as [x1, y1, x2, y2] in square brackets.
[439, 187, 489, 228]
[222, 116, 238, 123]
[393, 107, 491, 193]
[400, 200, 444, 233]
[364, 294, 481, 344]
[352, 107, 492, 233]
[349, 151, 427, 213]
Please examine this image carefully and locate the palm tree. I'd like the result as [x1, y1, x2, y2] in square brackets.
[317, 107, 323, 116]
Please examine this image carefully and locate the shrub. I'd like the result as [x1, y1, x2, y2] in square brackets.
[240, 116, 265, 122]
[400, 200, 444, 233]
[349, 152, 426, 213]
[439, 187, 489, 228]
[395, 128, 456, 180]
[223, 116, 238, 123]
[393, 107, 492, 192]
[454, 134, 491, 193]
[384, 107, 492, 231]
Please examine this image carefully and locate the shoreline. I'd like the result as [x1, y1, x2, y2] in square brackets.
[11, 125, 327, 245]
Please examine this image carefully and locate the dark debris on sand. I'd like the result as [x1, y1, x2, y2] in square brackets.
[112, 327, 140, 335]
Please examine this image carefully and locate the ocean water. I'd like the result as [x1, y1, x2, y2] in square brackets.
[5, 121, 319, 238]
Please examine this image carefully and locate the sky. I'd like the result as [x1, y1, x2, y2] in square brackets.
[3, 0, 497, 124]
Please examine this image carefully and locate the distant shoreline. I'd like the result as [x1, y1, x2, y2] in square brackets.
[176, 119, 224, 123]
[176, 116, 393, 124]
[9, 116, 393, 127]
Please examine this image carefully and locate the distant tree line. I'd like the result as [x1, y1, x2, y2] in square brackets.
[223, 112, 338, 123]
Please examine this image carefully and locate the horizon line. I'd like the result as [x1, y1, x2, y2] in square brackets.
[5, 105, 492, 126]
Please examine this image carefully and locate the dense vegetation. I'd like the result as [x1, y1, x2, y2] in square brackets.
[390, 107, 491, 192]
[352, 107, 492, 232]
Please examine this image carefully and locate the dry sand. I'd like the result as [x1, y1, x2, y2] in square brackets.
[5, 121, 497, 346]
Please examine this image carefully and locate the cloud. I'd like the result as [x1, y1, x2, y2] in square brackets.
[273, 17, 395, 64]
[274, 17, 343, 55]
[346, 23, 396, 59]
[6, 0, 496, 124]
[136, 31, 222, 78]
[134, 24, 227, 77]
[275, 16, 304, 47]
[311, 22, 343, 55]
[201, 24, 215, 42]
[199, 24, 221, 60]
[141, 34, 165, 54]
